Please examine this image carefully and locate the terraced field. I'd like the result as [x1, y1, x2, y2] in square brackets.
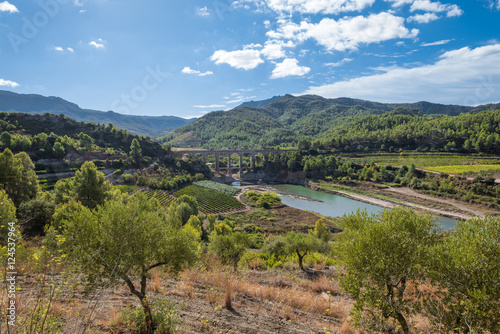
[194, 180, 241, 196]
[174, 185, 245, 213]
[142, 189, 177, 208]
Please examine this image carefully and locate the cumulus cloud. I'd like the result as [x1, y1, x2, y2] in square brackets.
[268, 13, 419, 52]
[0, 1, 18, 13]
[236, 0, 376, 14]
[410, 0, 463, 17]
[67, 47, 74, 52]
[54, 46, 64, 52]
[181, 67, 214, 76]
[211, 49, 264, 70]
[271, 58, 310, 79]
[304, 44, 500, 105]
[89, 39, 105, 49]
[0, 79, 19, 87]
[408, 12, 440, 23]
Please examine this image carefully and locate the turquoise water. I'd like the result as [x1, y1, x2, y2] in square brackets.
[268, 184, 458, 230]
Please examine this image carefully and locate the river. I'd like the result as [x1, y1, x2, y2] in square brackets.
[236, 183, 458, 230]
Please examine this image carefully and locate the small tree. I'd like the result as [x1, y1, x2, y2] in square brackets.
[209, 232, 250, 270]
[55, 161, 113, 208]
[284, 231, 320, 271]
[335, 207, 438, 333]
[0, 149, 40, 207]
[425, 216, 500, 333]
[130, 138, 142, 158]
[62, 193, 199, 333]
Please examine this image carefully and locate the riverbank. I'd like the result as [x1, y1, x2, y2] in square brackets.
[307, 181, 487, 221]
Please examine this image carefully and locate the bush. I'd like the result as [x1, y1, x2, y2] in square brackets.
[122, 296, 180, 333]
[239, 251, 267, 270]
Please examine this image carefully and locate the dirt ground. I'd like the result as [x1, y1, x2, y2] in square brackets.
[12, 266, 355, 334]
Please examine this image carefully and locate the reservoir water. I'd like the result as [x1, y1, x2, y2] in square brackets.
[244, 183, 458, 230]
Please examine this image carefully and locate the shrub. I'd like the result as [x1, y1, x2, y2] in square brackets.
[122, 296, 180, 333]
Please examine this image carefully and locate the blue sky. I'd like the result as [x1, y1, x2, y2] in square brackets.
[1, 0, 500, 118]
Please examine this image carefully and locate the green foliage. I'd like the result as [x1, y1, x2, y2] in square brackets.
[425, 216, 500, 333]
[335, 207, 439, 333]
[326, 109, 500, 153]
[18, 192, 55, 236]
[262, 235, 287, 258]
[130, 138, 142, 158]
[62, 193, 199, 331]
[0, 148, 40, 207]
[194, 180, 241, 196]
[284, 231, 322, 271]
[122, 296, 180, 334]
[209, 231, 250, 270]
[55, 161, 113, 208]
[313, 218, 330, 242]
[245, 190, 281, 209]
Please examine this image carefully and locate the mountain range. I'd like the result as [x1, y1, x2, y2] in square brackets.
[164, 94, 500, 149]
[0, 90, 194, 137]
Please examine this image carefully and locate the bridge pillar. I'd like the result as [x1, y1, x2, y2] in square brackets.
[239, 153, 243, 177]
[202, 153, 206, 163]
[215, 153, 220, 173]
[227, 153, 231, 176]
[250, 153, 255, 171]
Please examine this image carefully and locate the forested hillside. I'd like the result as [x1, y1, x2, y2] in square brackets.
[164, 94, 486, 149]
[0, 112, 166, 159]
[324, 108, 500, 153]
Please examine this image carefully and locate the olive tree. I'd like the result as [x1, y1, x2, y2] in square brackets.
[61, 193, 199, 333]
[335, 207, 439, 333]
[0, 189, 16, 245]
[425, 216, 500, 333]
[284, 231, 322, 271]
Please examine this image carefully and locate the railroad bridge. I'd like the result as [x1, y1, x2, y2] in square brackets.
[171, 149, 285, 176]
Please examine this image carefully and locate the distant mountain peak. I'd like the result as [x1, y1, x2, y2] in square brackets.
[0, 89, 194, 137]
[236, 95, 284, 109]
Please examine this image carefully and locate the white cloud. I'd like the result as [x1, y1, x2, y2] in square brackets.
[196, 6, 210, 16]
[0, 79, 19, 87]
[54, 46, 64, 52]
[211, 49, 264, 70]
[193, 104, 226, 109]
[238, 0, 376, 14]
[385, 0, 414, 7]
[0, 1, 18, 13]
[304, 44, 500, 105]
[410, 0, 463, 17]
[89, 39, 105, 49]
[181, 67, 214, 76]
[271, 58, 310, 79]
[421, 39, 452, 46]
[408, 12, 440, 23]
[79, 9, 87, 14]
[261, 40, 288, 60]
[67, 47, 74, 52]
[325, 58, 353, 67]
[73, 0, 83, 6]
[268, 13, 419, 52]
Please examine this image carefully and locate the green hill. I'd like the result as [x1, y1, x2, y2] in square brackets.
[164, 94, 486, 149]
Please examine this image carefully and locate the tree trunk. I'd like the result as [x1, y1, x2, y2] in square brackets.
[297, 250, 305, 271]
[396, 311, 409, 334]
[140, 296, 154, 334]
